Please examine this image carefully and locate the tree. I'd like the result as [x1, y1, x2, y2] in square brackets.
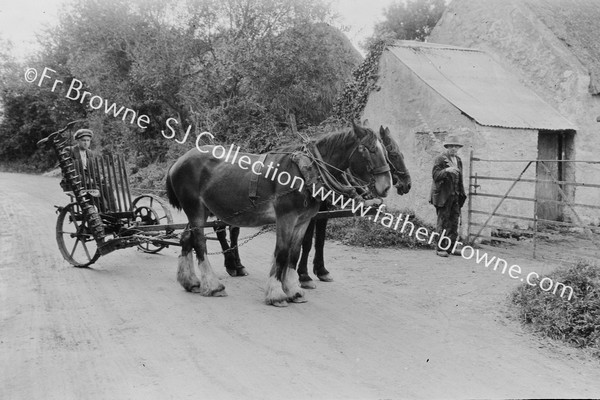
[0, 35, 87, 169]
[333, 0, 446, 123]
[1, 0, 362, 170]
[367, 0, 446, 46]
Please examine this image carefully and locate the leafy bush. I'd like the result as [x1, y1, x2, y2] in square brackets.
[128, 161, 169, 192]
[511, 261, 600, 357]
[326, 208, 436, 249]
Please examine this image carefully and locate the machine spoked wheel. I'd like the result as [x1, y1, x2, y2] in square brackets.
[56, 203, 100, 267]
[131, 194, 174, 254]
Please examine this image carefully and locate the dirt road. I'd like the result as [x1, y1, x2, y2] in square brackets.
[1, 172, 599, 399]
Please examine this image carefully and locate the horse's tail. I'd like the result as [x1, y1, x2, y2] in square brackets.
[165, 164, 182, 211]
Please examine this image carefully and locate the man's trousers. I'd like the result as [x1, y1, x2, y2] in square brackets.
[435, 195, 461, 253]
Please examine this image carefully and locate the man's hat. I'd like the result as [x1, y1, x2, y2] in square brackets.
[443, 134, 463, 148]
[74, 129, 93, 140]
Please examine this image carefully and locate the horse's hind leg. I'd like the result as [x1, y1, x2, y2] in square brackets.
[298, 219, 317, 289]
[214, 225, 237, 277]
[177, 229, 202, 292]
[191, 213, 227, 297]
[229, 226, 248, 277]
[179, 205, 226, 297]
[314, 217, 333, 282]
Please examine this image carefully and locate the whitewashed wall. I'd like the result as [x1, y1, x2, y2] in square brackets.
[362, 51, 539, 240]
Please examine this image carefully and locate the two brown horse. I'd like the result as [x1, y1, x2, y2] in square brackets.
[166, 123, 392, 306]
[216, 126, 412, 287]
[297, 126, 412, 288]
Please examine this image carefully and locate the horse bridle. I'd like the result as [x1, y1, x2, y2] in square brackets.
[348, 132, 391, 176]
[303, 130, 390, 202]
[382, 142, 410, 187]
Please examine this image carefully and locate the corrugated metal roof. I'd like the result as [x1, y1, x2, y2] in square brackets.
[388, 41, 577, 131]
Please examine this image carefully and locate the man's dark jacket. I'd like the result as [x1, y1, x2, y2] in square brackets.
[69, 146, 94, 171]
[60, 146, 95, 191]
[430, 153, 467, 207]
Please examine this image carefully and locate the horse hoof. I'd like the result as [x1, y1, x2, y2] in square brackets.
[189, 284, 203, 293]
[270, 300, 289, 307]
[235, 267, 248, 277]
[300, 280, 317, 289]
[290, 294, 307, 303]
[209, 282, 227, 296]
[317, 274, 333, 282]
[226, 268, 237, 277]
[211, 288, 228, 297]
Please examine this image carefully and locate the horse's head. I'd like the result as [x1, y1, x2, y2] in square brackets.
[348, 122, 392, 198]
[379, 126, 411, 195]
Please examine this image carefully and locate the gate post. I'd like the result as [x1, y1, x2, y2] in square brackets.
[533, 193, 538, 259]
[467, 149, 474, 244]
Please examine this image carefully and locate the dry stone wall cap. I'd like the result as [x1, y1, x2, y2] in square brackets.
[74, 129, 93, 140]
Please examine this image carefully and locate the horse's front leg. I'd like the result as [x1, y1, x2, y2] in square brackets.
[298, 219, 316, 289]
[282, 219, 311, 303]
[313, 217, 333, 282]
[265, 243, 291, 307]
[265, 217, 308, 307]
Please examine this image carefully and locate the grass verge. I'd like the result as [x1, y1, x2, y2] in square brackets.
[326, 208, 436, 249]
[511, 261, 600, 357]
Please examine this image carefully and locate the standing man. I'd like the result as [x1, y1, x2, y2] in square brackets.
[71, 128, 94, 177]
[60, 128, 95, 191]
[430, 135, 467, 257]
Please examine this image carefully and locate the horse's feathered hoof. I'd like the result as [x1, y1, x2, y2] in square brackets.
[211, 287, 228, 297]
[300, 280, 317, 289]
[290, 294, 307, 303]
[270, 300, 289, 307]
[226, 267, 249, 277]
[226, 268, 237, 277]
[188, 284, 202, 293]
[317, 273, 333, 282]
[197, 282, 227, 297]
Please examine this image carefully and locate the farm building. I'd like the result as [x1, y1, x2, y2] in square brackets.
[362, 0, 600, 242]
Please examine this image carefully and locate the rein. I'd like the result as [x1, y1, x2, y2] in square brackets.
[306, 142, 360, 199]
[303, 131, 390, 202]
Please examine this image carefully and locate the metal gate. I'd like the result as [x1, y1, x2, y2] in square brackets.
[466, 150, 600, 264]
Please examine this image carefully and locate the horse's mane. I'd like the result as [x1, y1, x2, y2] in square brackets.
[312, 128, 356, 156]
[268, 126, 380, 158]
[269, 128, 355, 154]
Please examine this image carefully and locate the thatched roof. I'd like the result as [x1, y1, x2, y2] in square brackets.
[524, 0, 600, 95]
[430, 0, 600, 95]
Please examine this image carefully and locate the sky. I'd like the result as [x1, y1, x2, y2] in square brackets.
[0, 0, 397, 60]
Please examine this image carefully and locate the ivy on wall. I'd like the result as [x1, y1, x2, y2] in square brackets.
[331, 39, 389, 123]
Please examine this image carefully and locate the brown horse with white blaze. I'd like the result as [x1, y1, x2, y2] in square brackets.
[165, 123, 392, 306]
